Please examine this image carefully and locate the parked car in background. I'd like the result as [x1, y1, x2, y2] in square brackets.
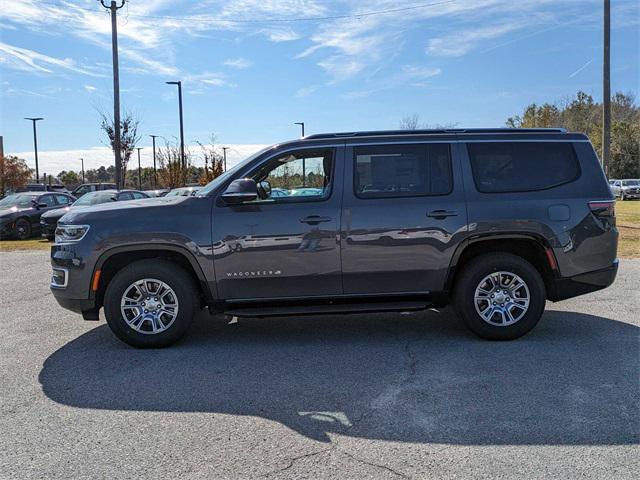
[166, 186, 202, 197]
[13, 184, 73, 196]
[50, 128, 618, 348]
[143, 189, 170, 197]
[71, 183, 117, 198]
[0, 191, 75, 240]
[40, 189, 150, 240]
[610, 179, 640, 200]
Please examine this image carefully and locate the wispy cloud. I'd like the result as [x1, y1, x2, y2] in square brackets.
[223, 58, 252, 69]
[0, 41, 103, 77]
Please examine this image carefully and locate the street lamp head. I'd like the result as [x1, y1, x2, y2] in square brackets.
[25, 117, 44, 122]
[166, 81, 181, 86]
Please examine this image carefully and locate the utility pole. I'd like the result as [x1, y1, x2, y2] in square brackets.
[24, 117, 43, 182]
[149, 135, 159, 188]
[101, 0, 126, 190]
[294, 122, 306, 186]
[136, 147, 143, 190]
[166, 81, 185, 171]
[602, 0, 611, 177]
[222, 146, 229, 172]
[80, 158, 85, 184]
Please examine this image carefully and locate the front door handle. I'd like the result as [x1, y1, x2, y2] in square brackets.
[300, 215, 332, 224]
[427, 210, 458, 219]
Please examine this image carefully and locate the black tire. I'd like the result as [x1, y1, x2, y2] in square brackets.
[15, 218, 31, 240]
[104, 259, 198, 348]
[453, 252, 546, 340]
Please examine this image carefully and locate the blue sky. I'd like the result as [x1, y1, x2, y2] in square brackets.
[0, 0, 638, 172]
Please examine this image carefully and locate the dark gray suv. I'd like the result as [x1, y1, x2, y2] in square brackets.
[50, 129, 618, 348]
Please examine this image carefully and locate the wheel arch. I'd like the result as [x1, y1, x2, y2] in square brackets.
[92, 245, 213, 308]
[445, 233, 558, 298]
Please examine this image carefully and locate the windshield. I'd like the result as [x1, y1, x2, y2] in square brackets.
[0, 194, 37, 208]
[622, 180, 640, 186]
[196, 146, 273, 196]
[73, 191, 115, 206]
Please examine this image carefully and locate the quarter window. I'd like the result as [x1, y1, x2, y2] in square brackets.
[354, 143, 452, 198]
[467, 142, 580, 193]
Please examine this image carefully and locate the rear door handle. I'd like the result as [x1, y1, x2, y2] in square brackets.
[427, 210, 458, 219]
[300, 215, 332, 224]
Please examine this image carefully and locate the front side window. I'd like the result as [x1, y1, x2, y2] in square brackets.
[252, 149, 334, 201]
[55, 194, 71, 205]
[354, 143, 452, 198]
[39, 195, 55, 207]
[468, 141, 580, 193]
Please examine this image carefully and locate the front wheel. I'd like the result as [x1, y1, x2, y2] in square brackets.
[453, 253, 546, 340]
[15, 218, 31, 240]
[104, 260, 198, 348]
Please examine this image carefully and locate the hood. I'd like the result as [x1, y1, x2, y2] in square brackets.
[41, 206, 72, 219]
[60, 195, 189, 224]
[0, 206, 33, 218]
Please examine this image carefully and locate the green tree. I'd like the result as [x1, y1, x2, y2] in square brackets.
[506, 91, 640, 178]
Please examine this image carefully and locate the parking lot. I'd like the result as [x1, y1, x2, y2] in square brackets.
[0, 249, 638, 479]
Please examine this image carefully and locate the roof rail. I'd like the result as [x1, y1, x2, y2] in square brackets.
[304, 128, 566, 140]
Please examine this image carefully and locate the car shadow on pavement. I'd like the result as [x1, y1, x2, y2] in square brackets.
[39, 308, 639, 446]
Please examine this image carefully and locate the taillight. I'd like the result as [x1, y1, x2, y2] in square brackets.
[588, 200, 616, 226]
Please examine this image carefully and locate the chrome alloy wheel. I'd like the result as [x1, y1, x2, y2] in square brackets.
[474, 271, 530, 326]
[120, 278, 179, 334]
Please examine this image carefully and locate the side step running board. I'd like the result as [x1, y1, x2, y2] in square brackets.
[223, 300, 430, 318]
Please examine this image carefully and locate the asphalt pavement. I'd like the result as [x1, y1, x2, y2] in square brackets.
[0, 250, 638, 479]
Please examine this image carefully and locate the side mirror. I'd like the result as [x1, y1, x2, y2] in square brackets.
[221, 178, 258, 204]
[110, 196, 117, 201]
[257, 180, 272, 200]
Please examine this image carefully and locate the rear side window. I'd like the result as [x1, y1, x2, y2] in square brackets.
[467, 142, 580, 193]
[354, 143, 452, 198]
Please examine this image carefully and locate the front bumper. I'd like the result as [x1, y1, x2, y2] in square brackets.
[548, 260, 618, 302]
[40, 219, 57, 238]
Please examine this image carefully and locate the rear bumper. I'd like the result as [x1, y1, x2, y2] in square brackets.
[548, 260, 618, 302]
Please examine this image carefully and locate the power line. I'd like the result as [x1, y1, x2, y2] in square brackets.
[44, 0, 456, 24]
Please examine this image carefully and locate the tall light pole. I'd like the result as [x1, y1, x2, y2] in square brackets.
[149, 135, 159, 188]
[222, 146, 229, 172]
[294, 122, 306, 186]
[100, 0, 126, 190]
[136, 147, 143, 190]
[24, 117, 43, 183]
[602, 0, 611, 177]
[166, 81, 185, 171]
[80, 157, 85, 184]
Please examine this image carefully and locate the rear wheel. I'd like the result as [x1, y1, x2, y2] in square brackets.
[104, 260, 198, 348]
[453, 253, 546, 340]
[15, 218, 31, 240]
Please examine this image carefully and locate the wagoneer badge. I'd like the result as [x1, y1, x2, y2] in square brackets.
[226, 270, 282, 277]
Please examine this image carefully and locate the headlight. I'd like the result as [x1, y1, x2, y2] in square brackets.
[55, 224, 90, 243]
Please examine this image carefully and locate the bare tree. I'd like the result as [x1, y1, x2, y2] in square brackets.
[196, 135, 224, 185]
[400, 114, 458, 130]
[157, 139, 192, 188]
[99, 110, 141, 188]
[399, 113, 422, 130]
